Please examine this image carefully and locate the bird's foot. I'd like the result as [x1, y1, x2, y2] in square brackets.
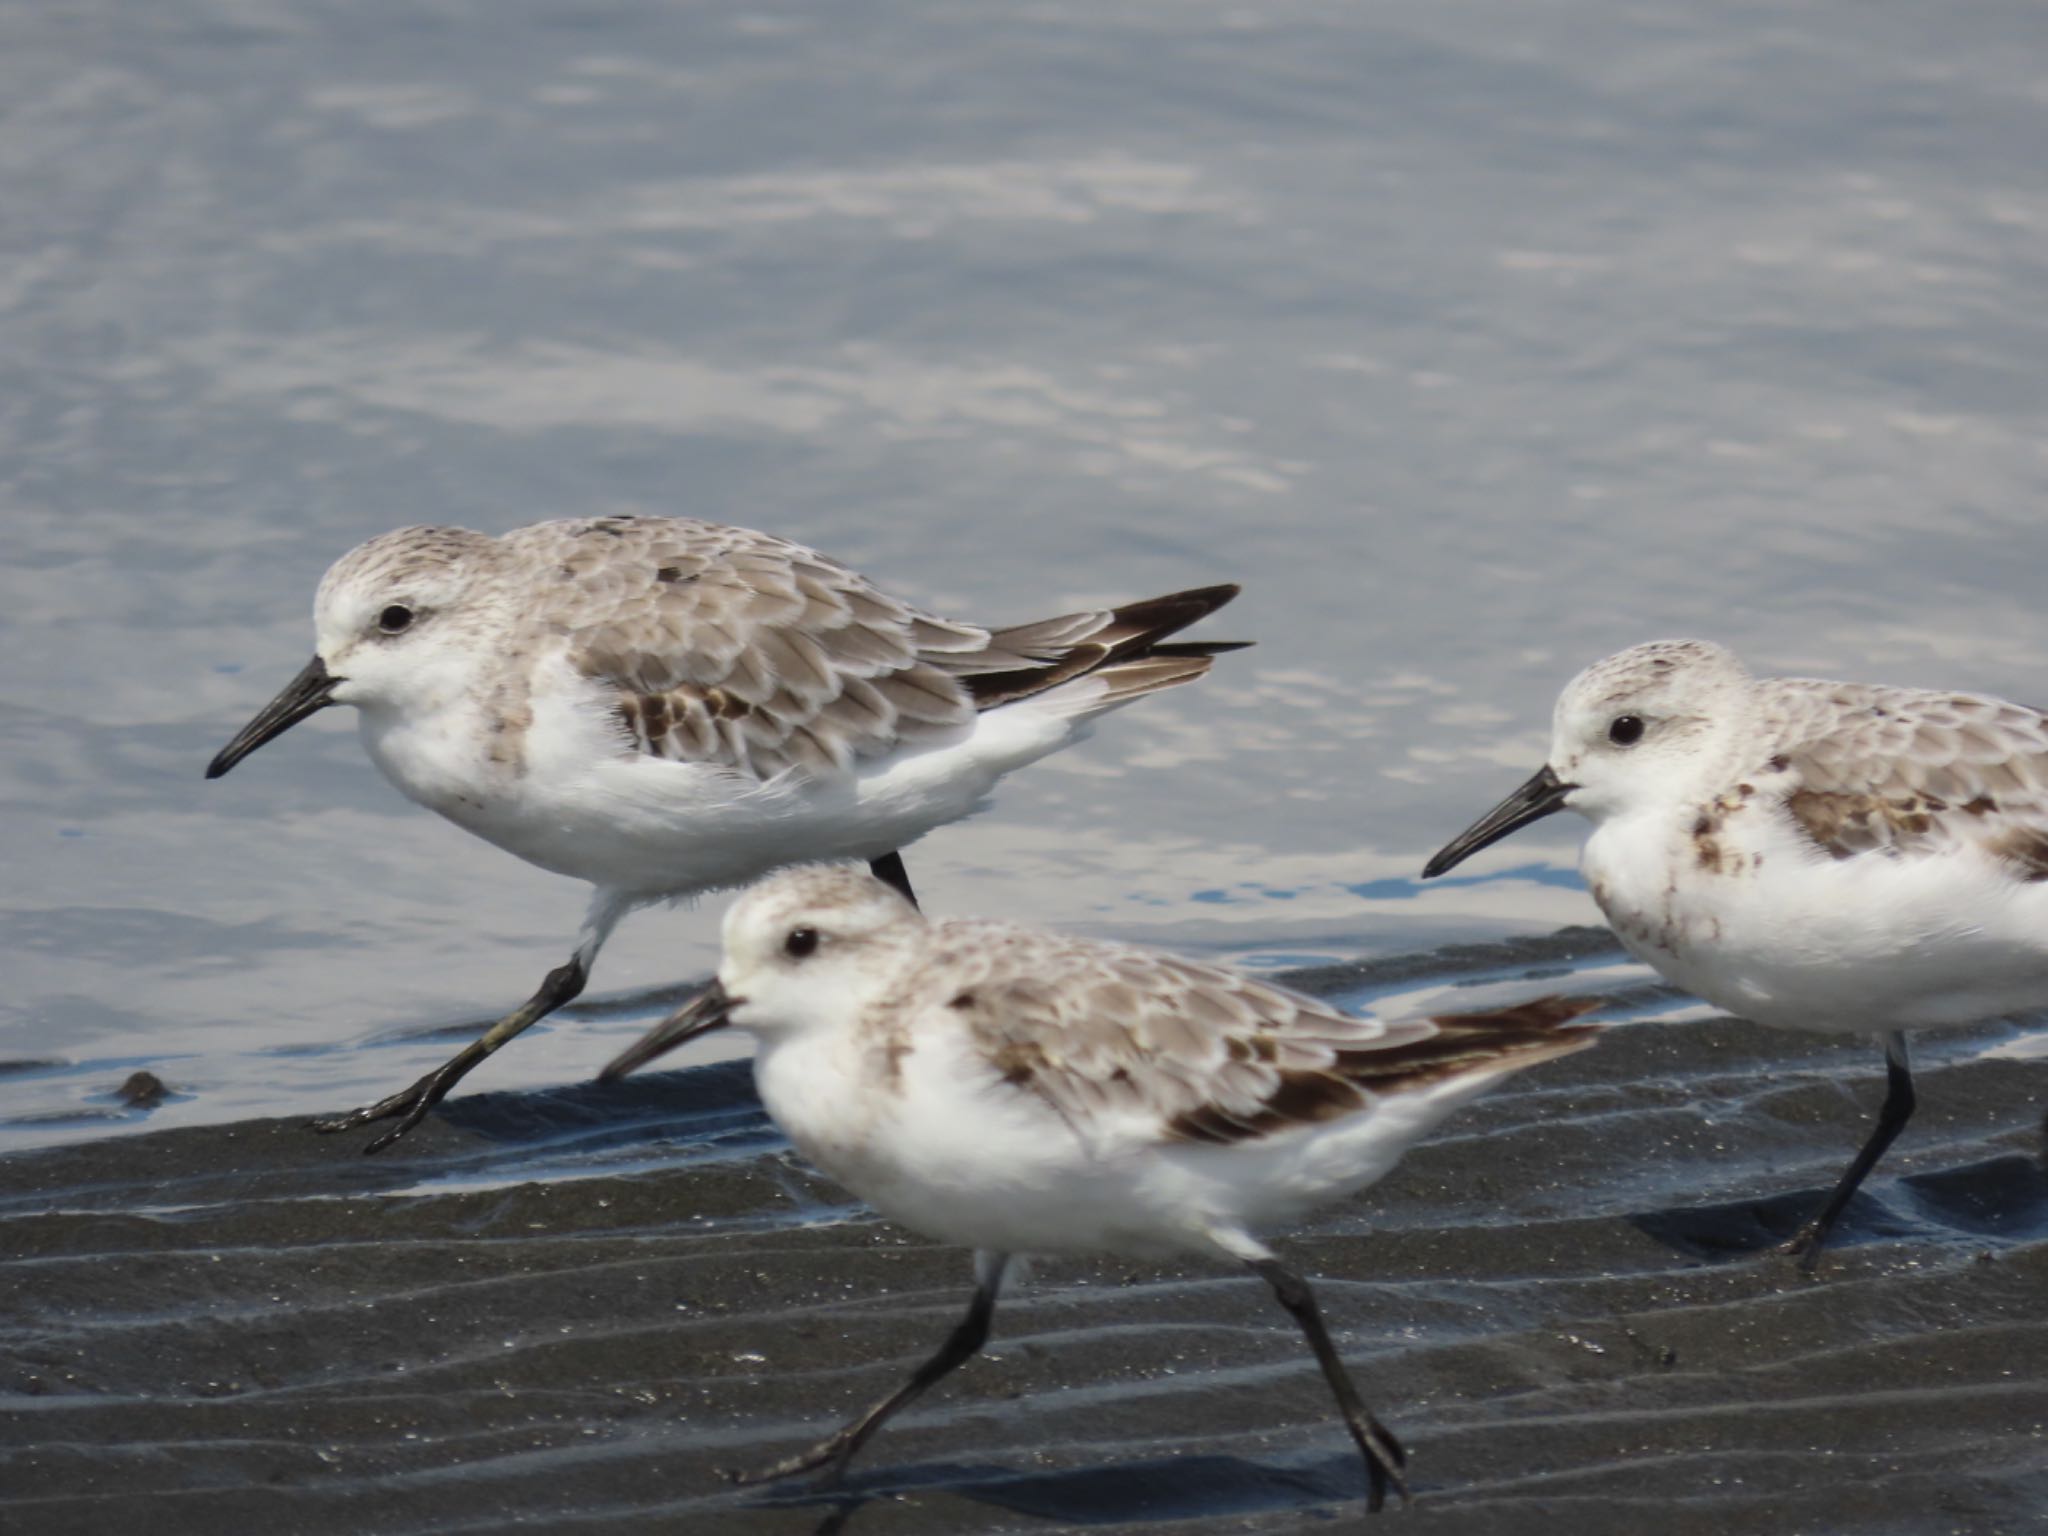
[1354, 1415, 1410, 1513]
[307, 1060, 466, 1154]
[1774, 1220, 1830, 1275]
[725, 1434, 860, 1490]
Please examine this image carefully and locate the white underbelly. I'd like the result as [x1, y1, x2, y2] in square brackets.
[1585, 828, 2048, 1034]
[450, 762, 949, 893]
[364, 692, 1085, 896]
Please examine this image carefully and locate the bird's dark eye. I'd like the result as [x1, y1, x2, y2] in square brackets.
[784, 927, 819, 959]
[1608, 714, 1645, 746]
[378, 605, 415, 635]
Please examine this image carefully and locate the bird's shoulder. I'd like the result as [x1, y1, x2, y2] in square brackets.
[1748, 676, 2048, 871]
[918, 923, 1592, 1147]
[505, 517, 986, 778]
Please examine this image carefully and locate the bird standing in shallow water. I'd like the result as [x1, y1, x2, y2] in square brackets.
[207, 515, 1243, 1151]
[604, 863, 1606, 1509]
[1424, 638, 2048, 1267]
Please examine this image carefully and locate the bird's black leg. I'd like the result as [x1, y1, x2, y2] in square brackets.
[869, 850, 919, 909]
[1250, 1257, 1409, 1513]
[731, 1252, 1008, 1487]
[1781, 1030, 1916, 1271]
[309, 953, 589, 1154]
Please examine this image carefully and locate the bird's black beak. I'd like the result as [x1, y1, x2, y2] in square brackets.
[205, 656, 342, 780]
[601, 981, 740, 1081]
[1422, 765, 1575, 878]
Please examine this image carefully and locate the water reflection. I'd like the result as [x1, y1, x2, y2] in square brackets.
[5, 0, 2047, 1148]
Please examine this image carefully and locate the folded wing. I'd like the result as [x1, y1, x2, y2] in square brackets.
[1760, 679, 2048, 875]
[936, 926, 1602, 1149]
[522, 517, 1241, 780]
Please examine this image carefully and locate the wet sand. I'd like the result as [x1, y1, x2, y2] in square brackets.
[3, 930, 2046, 1535]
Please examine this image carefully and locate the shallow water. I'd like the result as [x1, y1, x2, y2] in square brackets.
[6, 0, 2048, 1146]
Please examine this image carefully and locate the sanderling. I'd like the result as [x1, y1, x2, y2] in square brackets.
[206, 516, 1243, 1152]
[602, 863, 1605, 1509]
[1424, 638, 2048, 1267]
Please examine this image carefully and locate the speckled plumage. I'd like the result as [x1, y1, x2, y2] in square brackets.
[1756, 676, 2048, 869]
[320, 517, 1232, 784]
[516, 519, 971, 775]
[917, 926, 1600, 1150]
[1462, 639, 2048, 1029]
[601, 864, 1604, 1505]
[209, 515, 1242, 1149]
[611, 863, 1603, 1253]
[1426, 637, 2048, 1264]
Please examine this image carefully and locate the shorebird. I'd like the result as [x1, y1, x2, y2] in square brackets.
[207, 515, 1242, 1152]
[1424, 637, 2048, 1266]
[603, 862, 1605, 1508]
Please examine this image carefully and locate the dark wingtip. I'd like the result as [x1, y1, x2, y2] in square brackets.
[1113, 582, 1241, 631]
[1145, 639, 1253, 659]
[1098, 583, 1244, 658]
[1181, 580, 1241, 607]
[1428, 993, 1612, 1033]
[964, 583, 1245, 709]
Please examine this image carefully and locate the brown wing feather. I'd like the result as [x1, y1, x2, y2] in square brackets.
[525, 517, 985, 778]
[1162, 994, 1608, 1146]
[518, 518, 1240, 780]
[930, 923, 1601, 1148]
[954, 584, 1243, 708]
[1757, 679, 2048, 876]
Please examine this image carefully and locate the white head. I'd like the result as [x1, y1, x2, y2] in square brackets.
[1423, 640, 1753, 876]
[206, 526, 503, 779]
[1544, 640, 1753, 816]
[602, 865, 927, 1076]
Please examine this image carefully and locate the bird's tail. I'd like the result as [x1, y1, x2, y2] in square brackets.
[949, 584, 1247, 716]
[1369, 994, 1610, 1093]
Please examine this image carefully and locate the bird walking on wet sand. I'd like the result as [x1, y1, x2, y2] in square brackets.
[602, 863, 1606, 1510]
[206, 515, 1243, 1152]
[1423, 638, 2048, 1268]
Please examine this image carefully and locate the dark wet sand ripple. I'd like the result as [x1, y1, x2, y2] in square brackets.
[3, 931, 2046, 1535]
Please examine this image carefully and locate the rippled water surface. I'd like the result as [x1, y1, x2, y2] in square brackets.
[6, 0, 2048, 1147]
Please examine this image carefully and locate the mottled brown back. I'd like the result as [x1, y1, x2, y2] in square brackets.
[509, 517, 1239, 780]
[908, 920, 1603, 1147]
[1754, 677, 2048, 876]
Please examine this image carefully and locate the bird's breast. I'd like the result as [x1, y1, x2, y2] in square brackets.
[357, 699, 512, 823]
[1580, 800, 1773, 970]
